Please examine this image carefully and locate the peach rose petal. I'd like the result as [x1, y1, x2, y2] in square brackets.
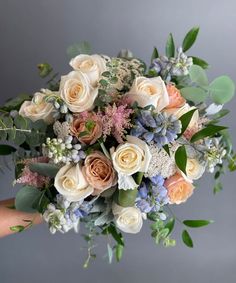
[164, 173, 194, 204]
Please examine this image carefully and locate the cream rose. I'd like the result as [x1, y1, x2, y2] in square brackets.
[19, 92, 55, 124]
[59, 70, 98, 113]
[165, 103, 199, 128]
[112, 203, 143, 234]
[111, 135, 151, 176]
[182, 158, 205, 181]
[125, 76, 169, 111]
[54, 163, 93, 202]
[69, 54, 107, 86]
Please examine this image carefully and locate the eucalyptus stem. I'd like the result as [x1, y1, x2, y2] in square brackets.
[0, 127, 31, 133]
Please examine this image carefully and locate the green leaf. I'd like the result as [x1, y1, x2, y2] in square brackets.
[182, 26, 200, 52]
[0, 144, 16, 155]
[191, 56, 209, 69]
[102, 71, 111, 78]
[29, 163, 59, 178]
[178, 108, 197, 136]
[107, 243, 113, 264]
[14, 115, 29, 130]
[190, 125, 227, 143]
[214, 182, 223, 194]
[209, 76, 235, 104]
[133, 172, 144, 185]
[2, 94, 31, 111]
[189, 65, 208, 86]
[99, 79, 108, 87]
[183, 219, 213, 228]
[182, 230, 194, 248]
[175, 145, 187, 174]
[107, 225, 124, 246]
[37, 63, 53, 78]
[10, 225, 25, 233]
[165, 218, 175, 236]
[118, 188, 137, 207]
[180, 87, 208, 103]
[66, 41, 91, 58]
[165, 33, 175, 58]
[211, 109, 230, 120]
[15, 186, 43, 212]
[115, 244, 124, 262]
[163, 144, 170, 156]
[151, 47, 159, 63]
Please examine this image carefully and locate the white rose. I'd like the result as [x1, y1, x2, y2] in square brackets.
[59, 70, 98, 113]
[112, 203, 143, 234]
[111, 135, 151, 176]
[125, 76, 169, 111]
[165, 103, 199, 128]
[54, 163, 93, 202]
[19, 92, 55, 124]
[182, 158, 205, 181]
[69, 54, 107, 86]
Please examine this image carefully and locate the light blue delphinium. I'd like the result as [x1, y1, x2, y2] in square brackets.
[131, 110, 181, 147]
[136, 174, 169, 214]
[150, 47, 193, 80]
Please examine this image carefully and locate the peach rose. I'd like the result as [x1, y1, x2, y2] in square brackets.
[165, 83, 186, 109]
[70, 112, 102, 145]
[164, 173, 194, 204]
[83, 151, 117, 195]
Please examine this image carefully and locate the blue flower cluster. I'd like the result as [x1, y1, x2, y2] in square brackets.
[136, 174, 169, 213]
[150, 47, 193, 79]
[130, 110, 181, 147]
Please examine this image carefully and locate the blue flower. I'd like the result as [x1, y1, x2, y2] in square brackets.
[136, 174, 169, 213]
[131, 109, 181, 148]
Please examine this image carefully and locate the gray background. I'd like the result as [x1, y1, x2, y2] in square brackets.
[0, 0, 236, 282]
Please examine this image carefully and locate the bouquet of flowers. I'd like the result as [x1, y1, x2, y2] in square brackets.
[1, 27, 235, 266]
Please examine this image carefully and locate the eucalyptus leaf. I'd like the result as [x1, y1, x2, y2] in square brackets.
[37, 63, 53, 78]
[15, 186, 42, 212]
[3, 94, 31, 111]
[190, 125, 227, 143]
[180, 87, 208, 103]
[175, 145, 187, 174]
[29, 163, 59, 177]
[183, 219, 213, 228]
[189, 65, 208, 86]
[165, 33, 175, 58]
[67, 41, 91, 58]
[182, 26, 200, 52]
[209, 76, 235, 104]
[182, 230, 194, 248]
[14, 115, 29, 130]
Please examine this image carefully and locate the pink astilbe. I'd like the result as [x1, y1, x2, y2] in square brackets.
[16, 156, 50, 188]
[100, 104, 134, 143]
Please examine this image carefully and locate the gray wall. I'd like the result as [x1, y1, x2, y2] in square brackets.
[0, 1, 236, 282]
